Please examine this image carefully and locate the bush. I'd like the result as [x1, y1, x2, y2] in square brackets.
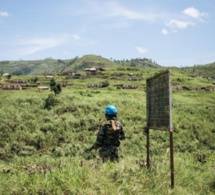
[44, 94, 59, 110]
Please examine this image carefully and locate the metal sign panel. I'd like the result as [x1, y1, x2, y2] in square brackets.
[146, 69, 172, 131]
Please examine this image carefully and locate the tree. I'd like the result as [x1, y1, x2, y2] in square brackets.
[49, 78, 62, 95]
[6, 74, 12, 79]
[50, 78, 56, 90]
[33, 77, 38, 83]
[53, 84, 62, 95]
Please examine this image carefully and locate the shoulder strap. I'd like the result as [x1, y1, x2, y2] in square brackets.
[111, 120, 121, 131]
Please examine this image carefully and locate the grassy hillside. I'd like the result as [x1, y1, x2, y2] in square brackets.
[0, 54, 161, 76]
[180, 62, 215, 79]
[0, 67, 214, 194]
[64, 55, 118, 72]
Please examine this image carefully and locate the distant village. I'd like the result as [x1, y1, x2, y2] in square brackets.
[0, 67, 215, 91]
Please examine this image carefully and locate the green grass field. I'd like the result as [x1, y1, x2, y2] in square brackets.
[0, 67, 214, 194]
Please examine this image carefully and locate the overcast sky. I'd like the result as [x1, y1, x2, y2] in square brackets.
[0, 0, 214, 67]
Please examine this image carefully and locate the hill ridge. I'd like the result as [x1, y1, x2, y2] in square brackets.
[0, 54, 215, 79]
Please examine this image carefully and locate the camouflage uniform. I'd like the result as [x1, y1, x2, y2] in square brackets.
[93, 118, 125, 162]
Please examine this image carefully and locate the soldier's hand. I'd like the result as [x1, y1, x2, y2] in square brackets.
[84, 146, 94, 153]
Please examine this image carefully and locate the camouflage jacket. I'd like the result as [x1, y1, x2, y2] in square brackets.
[93, 119, 125, 149]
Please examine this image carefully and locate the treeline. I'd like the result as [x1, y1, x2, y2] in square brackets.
[181, 63, 215, 78]
[112, 58, 160, 68]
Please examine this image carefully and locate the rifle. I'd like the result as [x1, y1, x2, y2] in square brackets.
[84, 145, 95, 153]
[82, 145, 96, 159]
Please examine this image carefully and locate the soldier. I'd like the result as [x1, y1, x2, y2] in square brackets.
[90, 105, 125, 162]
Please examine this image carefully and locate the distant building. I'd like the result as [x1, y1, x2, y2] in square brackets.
[57, 72, 76, 76]
[45, 74, 54, 79]
[2, 84, 22, 90]
[114, 72, 124, 76]
[38, 85, 50, 90]
[87, 83, 108, 88]
[2, 73, 11, 77]
[85, 67, 102, 76]
[121, 84, 138, 89]
[206, 87, 215, 91]
[127, 77, 142, 81]
[5, 79, 30, 84]
[172, 86, 183, 90]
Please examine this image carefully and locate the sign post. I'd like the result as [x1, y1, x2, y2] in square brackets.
[146, 69, 174, 188]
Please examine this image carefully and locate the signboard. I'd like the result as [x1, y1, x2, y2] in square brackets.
[145, 69, 174, 188]
[146, 69, 172, 131]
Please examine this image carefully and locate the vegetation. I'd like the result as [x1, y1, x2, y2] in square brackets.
[0, 63, 214, 194]
[113, 58, 160, 68]
[50, 78, 62, 95]
[0, 55, 161, 76]
[180, 63, 215, 78]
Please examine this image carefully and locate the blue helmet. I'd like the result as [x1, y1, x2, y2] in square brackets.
[105, 105, 117, 115]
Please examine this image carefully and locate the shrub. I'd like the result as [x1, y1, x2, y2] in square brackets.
[44, 94, 59, 110]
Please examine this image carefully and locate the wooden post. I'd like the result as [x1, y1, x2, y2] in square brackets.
[146, 128, 150, 169]
[170, 131, 174, 188]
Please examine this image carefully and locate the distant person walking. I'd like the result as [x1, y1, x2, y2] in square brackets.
[90, 105, 125, 162]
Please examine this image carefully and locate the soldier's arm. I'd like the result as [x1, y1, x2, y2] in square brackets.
[92, 125, 105, 149]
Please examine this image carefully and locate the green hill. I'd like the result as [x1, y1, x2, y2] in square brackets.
[1, 54, 214, 81]
[180, 62, 215, 79]
[0, 54, 161, 76]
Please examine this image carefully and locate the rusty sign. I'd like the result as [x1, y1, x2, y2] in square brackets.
[146, 69, 172, 131]
[145, 69, 174, 188]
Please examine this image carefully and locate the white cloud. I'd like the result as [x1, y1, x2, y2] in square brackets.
[135, 47, 148, 54]
[162, 28, 169, 35]
[182, 7, 207, 20]
[108, 3, 158, 21]
[16, 34, 96, 57]
[162, 7, 208, 34]
[73, 34, 80, 40]
[0, 11, 9, 17]
[167, 19, 194, 29]
[76, 1, 159, 22]
[21, 38, 64, 46]
[18, 37, 65, 55]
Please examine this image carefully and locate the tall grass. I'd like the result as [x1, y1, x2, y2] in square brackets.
[0, 68, 214, 194]
[0, 153, 214, 194]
